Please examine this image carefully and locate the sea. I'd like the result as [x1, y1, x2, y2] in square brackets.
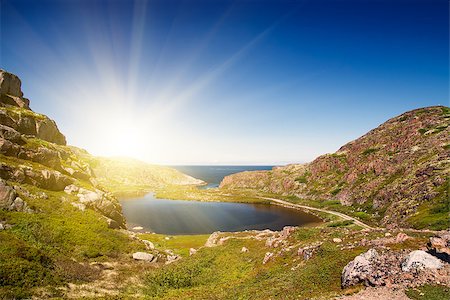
[171, 165, 274, 189]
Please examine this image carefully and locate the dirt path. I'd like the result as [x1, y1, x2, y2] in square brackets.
[255, 196, 374, 230]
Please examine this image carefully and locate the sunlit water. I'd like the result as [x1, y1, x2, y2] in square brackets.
[120, 193, 321, 235]
[172, 165, 274, 189]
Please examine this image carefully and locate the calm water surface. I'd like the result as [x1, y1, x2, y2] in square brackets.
[120, 193, 321, 235]
[172, 165, 274, 189]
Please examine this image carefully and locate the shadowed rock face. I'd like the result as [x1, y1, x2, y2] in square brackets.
[220, 106, 450, 228]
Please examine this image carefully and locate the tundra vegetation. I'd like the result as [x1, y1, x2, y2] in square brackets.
[0, 70, 448, 299]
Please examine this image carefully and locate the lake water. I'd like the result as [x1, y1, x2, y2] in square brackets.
[120, 193, 321, 235]
[172, 165, 274, 189]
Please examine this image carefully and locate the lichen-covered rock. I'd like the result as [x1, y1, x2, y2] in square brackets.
[341, 249, 379, 287]
[401, 250, 444, 272]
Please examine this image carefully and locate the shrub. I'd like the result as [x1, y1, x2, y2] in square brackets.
[327, 220, 353, 227]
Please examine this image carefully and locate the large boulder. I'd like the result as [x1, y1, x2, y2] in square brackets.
[401, 250, 444, 272]
[132, 252, 155, 262]
[341, 249, 379, 287]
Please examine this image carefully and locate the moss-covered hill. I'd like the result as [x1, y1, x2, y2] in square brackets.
[220, 106, 450, 230]
[0, 69, 202, 297]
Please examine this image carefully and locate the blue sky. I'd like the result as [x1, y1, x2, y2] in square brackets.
[1, 0, 448, 165]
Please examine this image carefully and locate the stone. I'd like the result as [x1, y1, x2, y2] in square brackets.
[395, 233, 410, 243]
[166, 255, 180, 264]
[385, 232, 392, 237]
[241, 247, 249, 253]
[297, 242, 322, 260]
[205, 231, 221, 247]
[280, 226, 296, 239]
[132, 226, 144, 231]
[401, 250, 444, 272]
[0, 179, 17, 209]
[341, 249, 379, 288]
[189, 248, 197, 256]
[142, 240, 155, 250]
[105, 217, 120, 229]
[132, 252, 155, 261]
[263, 252, 274, 264]
[427, 233, 450, 263]
[333, 238, 343, 243]
[71, 202, 86, 211]
[64, 184, 80, 194]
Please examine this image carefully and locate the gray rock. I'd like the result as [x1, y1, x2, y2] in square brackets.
[71, 202, 86, 212]
[0, 179, 17, 209]
[189, 248, 197, 256]
[205, 231, 221, 247]
[142, 240, 155, 250]
[132, 252, 155, 261]
[341, 249, 379, 288]
[64, 184, 80, 194]
[401, 250, 444, 272]
[263, 252, 274, 264]
[166, 254, 180, 264]
[241, 247, 249, 253]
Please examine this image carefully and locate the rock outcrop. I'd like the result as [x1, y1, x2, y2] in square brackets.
[342, 247, 449, 289]
[0, 70, 66, 145]
[220, 106, 450, 228]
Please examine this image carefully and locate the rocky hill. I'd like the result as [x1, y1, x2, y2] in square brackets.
[83, 156, 205, 197]
[0, 69, 203, 228]
[220, 106, 450, 229]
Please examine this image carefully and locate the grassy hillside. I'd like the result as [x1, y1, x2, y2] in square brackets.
[220, 106, 450, 230]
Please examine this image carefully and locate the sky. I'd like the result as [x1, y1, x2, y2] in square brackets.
[1, 0, 448, 165]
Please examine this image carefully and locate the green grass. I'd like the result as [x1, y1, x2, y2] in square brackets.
[138, 234, 210, 257]
[295, 176, 308, 183]
[142, 232, 367, 299]
[406, 178, 449, 230]
[362, 147, 379, 156]
[406, 285, 450, 300]
[0, 183, 142, 298]
[327, 220, 354, 227]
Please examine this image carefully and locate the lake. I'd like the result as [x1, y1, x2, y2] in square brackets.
[120, 193, 321, 235]
[172, 165, 274, 189]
